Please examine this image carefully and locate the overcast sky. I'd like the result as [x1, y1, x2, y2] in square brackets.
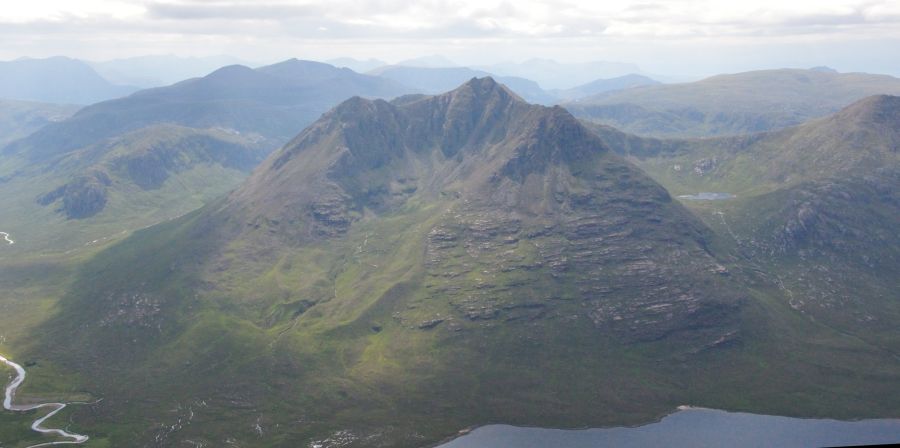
[2, 0, 900, 77]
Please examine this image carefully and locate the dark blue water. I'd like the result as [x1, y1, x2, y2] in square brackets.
[677, 192, 735, 200]
[437, 408, 900, 448]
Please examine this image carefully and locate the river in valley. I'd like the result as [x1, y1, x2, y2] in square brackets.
[437, 406, 900, 448]
[1, 354, 89, 447]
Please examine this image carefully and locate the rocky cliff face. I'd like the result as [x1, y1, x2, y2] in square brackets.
[37, 169, 111, 219]
[220, 77, 744, 344]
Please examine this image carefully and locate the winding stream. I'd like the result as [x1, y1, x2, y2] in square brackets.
[1, 354, 89, 447]
[0, 232, 13, 245]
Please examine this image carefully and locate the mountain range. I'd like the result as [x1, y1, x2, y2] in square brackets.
[368, 65, 559, 104]
[476, 58, 645, 89]
[551, 74, 660, 101]
[89, 54, 248, 88]
[6, 59, 410, 161]
[0, 59, 414, 254]
[3, 78, 896, 447]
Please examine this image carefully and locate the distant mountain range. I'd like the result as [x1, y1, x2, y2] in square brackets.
[551, 74, 660, 100]
[0, 57, 137, 104]
[567, 68, 900, 137]
[369, 65, 559, 104]
[476, 58, 645, 89]
[89, 54, 248, 87]
[395, 54, 459, 68]
[4, 59, 411, 163]
[327, 57, 388, 73]
[0, 55, 658, 112]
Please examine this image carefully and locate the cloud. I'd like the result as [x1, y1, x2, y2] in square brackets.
[1, 0, 899, 77]
[4, 0, 900, 39]
[146, 1, 321, 20]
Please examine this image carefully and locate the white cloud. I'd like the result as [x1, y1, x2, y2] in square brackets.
[0, 0, 144, 21]
[0, 0, 898, 76]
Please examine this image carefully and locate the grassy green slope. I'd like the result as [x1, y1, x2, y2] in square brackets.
[7, 190, 897, 447]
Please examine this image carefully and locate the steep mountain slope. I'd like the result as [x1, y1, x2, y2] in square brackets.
[568, 69, 900, 137]
[0, 124, 267, 253]
[0, 99, 79, 147]
[18, 79, 900, 448]
[0, 56, 137, 104]
[370, 65, 558, 104]
[584, 95, 900, 354]
[4, 59, 412, 164]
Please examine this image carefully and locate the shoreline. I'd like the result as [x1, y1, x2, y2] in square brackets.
[429, 405, 900, 447]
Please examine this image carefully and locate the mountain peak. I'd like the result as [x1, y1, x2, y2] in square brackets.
[453, 76, 515, 98]
[832, 94, 900, 127]
[463, 75, 499, 89]
[434, 77, 525, 116]
[203, 64, 258, 81]
[256, 58, 348, 82]
[232, 78, 621, 241]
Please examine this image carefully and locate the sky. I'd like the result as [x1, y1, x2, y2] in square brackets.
[1, 0, 900, 77]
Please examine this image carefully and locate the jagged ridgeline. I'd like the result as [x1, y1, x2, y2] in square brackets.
[35, 79, 899, 447]
[223, 77, 741, 341]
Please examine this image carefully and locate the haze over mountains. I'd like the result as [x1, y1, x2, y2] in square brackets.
[4, 59, 412, 160]
[568, 68, 900, 137]
[0, 54, 665, 112]
[0, 57, 137, 104]
[368, 65, 559, 104]
[0, 99, 79, 147]
[475, 59, 647, 89]
[89, 54, 248, 88]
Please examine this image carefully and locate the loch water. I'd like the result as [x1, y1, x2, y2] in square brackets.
[438, 407, 900, 448]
